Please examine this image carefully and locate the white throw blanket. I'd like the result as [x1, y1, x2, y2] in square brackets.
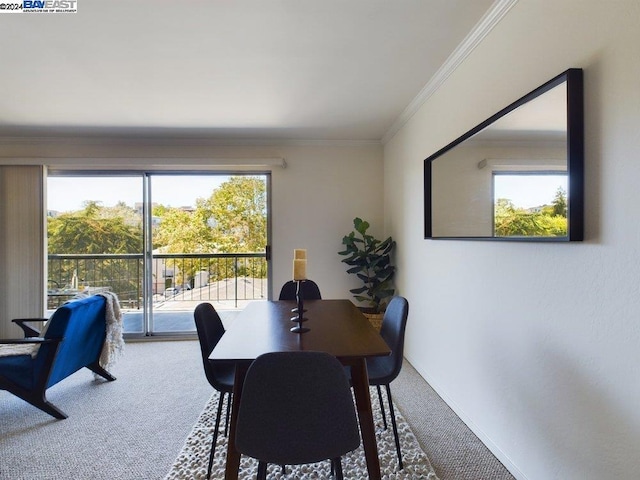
[0, 343, 38, 357]
[96, 291, 125, 375]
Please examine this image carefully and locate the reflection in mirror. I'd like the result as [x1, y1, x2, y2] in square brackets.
[493, 173, 567, 237]
[425, 68, 583, 241]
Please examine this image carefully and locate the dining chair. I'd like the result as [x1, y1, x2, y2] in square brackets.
[194, 302, 235, 480]
[235, 351, 360, 480]
[278, 279, 322, 300]
[365, 295, 409, 470]
[343, 295, 408, 470]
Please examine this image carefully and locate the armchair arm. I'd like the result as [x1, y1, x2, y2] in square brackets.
[0, 337, 59, 345]
[12, 318, 48, 337]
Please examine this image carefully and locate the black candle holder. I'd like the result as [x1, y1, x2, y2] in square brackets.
[290, 279, 310, 333]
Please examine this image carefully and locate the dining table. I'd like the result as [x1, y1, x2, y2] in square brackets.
[209, 298, 391, 480]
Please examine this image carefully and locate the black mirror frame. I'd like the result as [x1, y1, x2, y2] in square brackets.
[424, 68, 584, 241]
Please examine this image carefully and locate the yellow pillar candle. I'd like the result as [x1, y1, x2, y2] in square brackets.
[293, 259, 307, 280]
[294, 249, 307, 260]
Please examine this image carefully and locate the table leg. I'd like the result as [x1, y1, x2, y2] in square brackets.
[224, 363, 248, 480]
[350, 358, 382, 480]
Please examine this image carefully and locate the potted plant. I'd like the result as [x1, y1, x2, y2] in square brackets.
[338, 217, 396, 328]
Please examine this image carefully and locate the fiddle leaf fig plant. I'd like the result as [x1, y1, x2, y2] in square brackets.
[338, 217, 396, 313]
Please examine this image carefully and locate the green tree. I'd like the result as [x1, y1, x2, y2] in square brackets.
[201, 176, 267, 253]
[552, 186, 568, 217]
[201, 176, 267, 279]
[494, 198, 567, 237]
[48, 201, 142, 254]
[47, 201, 143, 298]
[152, 207, 214, 253]
[151, 176, 267, 281]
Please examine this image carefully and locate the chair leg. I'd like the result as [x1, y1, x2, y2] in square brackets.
[257, 461, 268, 480]
[1, 381, 69, 420]
[87, 361, 116, 381]
[207, 391, 225, 480]
[224, 392, 232, 436]
[332, 457, 344, 480]
[26, 392, 68, 419]
[36, 399, 68, 420]
[385, 384, 403, 470]
[376, 384, 387, 429]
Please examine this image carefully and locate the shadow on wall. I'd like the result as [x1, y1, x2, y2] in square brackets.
[485, 330, 640, 479]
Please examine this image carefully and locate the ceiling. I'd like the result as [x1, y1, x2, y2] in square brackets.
[0, 0, 496, 143]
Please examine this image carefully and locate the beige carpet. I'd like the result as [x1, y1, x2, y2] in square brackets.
[1, 341, 513, 479]
[166, 388, 439, 479]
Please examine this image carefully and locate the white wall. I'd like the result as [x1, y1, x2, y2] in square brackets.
[384, 1, 640, 479]
[270, 145, 384, 299]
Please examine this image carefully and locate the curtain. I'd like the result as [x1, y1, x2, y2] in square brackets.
[0, 165, 45, 338]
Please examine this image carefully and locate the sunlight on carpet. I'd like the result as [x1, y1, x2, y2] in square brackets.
[166, 387, 439, 479]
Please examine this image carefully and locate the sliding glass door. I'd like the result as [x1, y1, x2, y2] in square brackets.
[47, 172, 270, 337]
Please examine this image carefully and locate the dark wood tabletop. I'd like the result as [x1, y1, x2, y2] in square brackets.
[209, 299, 390, 480]
[210, 299, 391, 362]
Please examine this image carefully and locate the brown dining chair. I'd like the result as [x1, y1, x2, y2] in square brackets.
[235, 351, 360, 479]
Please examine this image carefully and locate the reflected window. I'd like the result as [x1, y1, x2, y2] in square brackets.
[493, 172, 568, 237]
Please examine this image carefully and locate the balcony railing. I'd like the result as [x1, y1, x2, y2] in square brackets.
[47, 252, 268, 310]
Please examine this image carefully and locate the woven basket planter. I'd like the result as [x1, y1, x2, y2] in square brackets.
[362, 311, 384, 331]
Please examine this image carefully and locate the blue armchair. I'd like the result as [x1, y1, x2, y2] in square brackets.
[0, 295, 116, 419]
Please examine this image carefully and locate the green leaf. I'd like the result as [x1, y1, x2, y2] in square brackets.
[350, 286, 368, 294]
[354, 218, 370, 236]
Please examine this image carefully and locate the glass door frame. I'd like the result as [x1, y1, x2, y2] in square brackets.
[47, 169, 273, 339]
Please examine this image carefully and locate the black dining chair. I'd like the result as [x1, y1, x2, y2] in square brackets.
[194, 302, 236, 480]
[235, 351, 360, 480]
[365, 295, 409, 470]
[278, 279, 322, 300]
[343, 296, 408, 470]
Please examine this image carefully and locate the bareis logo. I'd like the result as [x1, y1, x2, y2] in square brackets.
[0, 0, 78, 12]
[24, 0, 76, 7]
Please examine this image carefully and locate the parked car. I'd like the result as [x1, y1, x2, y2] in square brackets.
[164, 287, 177, 298]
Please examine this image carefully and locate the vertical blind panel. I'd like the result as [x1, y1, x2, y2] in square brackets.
[0, 165, 45, 338]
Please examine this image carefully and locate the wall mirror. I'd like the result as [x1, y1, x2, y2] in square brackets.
[424, 68, 583, 241]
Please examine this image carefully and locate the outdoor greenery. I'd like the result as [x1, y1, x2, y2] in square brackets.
[48, 200, 142, 254]
[338, 217, 396, 313]
[152, 176, 267, 282]
[47, 176, 267, 295]
[494, 187, 568, 237]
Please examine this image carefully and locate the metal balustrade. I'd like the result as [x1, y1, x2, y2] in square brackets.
[47, 252, 268, 310]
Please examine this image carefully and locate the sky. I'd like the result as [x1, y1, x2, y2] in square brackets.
[493, 174, 567, 209]
[47, 175, 230, 212]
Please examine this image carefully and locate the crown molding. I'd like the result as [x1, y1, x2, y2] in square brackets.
[0, 135, 381, 149]
[381, 0, 519, 145]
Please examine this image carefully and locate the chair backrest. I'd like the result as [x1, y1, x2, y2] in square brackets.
[36, 295, 107, 388]
[278, 280, 322, 301]
[194, 302, 230, 391]
[377, 295, 409, 383]
[235, 351, 360, 466]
